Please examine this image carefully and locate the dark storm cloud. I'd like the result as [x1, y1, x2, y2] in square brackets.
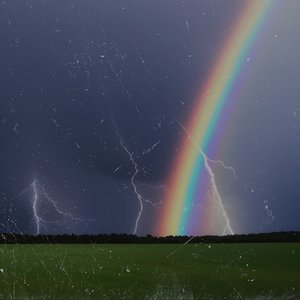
[0, 0, 299, 235]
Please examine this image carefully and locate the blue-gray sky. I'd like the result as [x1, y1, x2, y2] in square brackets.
[0, 0, 299, 235]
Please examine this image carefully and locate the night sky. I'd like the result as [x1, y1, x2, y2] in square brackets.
[1, 0, 300, 236]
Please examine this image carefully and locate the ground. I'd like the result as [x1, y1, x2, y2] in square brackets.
[0, 243, 299, 299]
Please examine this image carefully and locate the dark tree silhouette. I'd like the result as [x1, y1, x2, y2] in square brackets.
[0, 232, 299, 244]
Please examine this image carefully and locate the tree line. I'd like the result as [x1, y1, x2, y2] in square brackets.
[0, 231, 299, 244]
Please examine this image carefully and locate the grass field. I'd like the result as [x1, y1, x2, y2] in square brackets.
[0, 243, 299, 299]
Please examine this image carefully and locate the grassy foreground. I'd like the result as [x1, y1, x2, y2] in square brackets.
[0, 243, 299, 299]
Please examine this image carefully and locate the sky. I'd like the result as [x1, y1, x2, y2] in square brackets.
[0, 0, 300, 236]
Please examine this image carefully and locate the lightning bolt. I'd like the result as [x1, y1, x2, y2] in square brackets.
[168, 115, 235, 235]
[206, 157, 237, 178]
[21, 179, 85, 235]
[31, 180, 41, 235]
[111, 119, 143, 235]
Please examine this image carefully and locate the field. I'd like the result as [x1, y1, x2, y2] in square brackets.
[0, 243, 299, 299]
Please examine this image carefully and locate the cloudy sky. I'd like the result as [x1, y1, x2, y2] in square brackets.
[0, 0, 300, 235]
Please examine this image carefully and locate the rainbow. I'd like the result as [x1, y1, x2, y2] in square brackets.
[157, 1, 272, 236]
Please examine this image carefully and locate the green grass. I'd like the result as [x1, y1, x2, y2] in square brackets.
[0, 243, 299, 299]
